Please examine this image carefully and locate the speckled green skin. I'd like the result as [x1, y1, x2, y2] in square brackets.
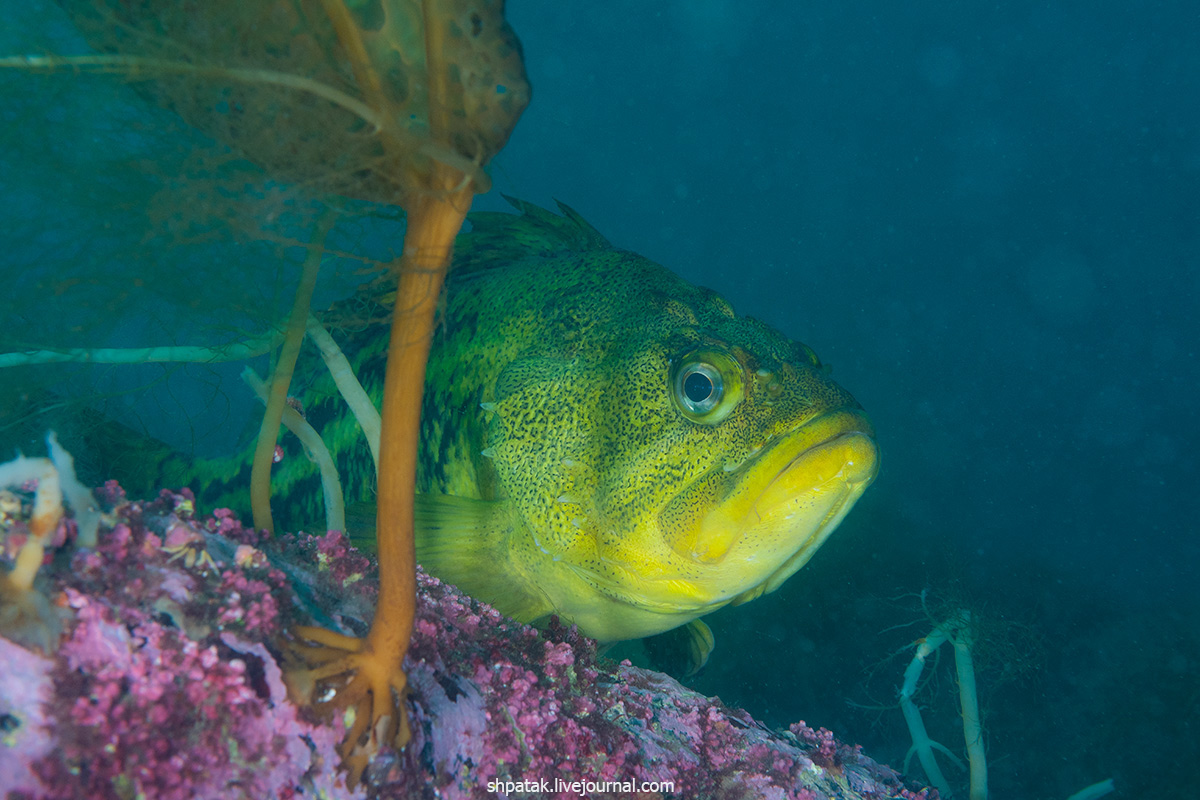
[129, 199, 874, 642]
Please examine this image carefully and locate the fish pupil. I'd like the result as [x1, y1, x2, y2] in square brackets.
[684, 370, 715, 403]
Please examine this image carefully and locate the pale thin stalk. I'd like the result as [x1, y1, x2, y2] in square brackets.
[306, 316, 381, 471]
[249, 211, 336, 532]
[953, 617, 988, 800]
[899, 627, 958, 796]
[0, 334, 280, 368]
[243, 368, 345, 534]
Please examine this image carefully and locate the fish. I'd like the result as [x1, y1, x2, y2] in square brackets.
[100, 198, 879, 670]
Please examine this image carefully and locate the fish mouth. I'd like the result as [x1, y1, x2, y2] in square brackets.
[735, 428, 878, 596]
[758, 429, 878, 517]
[674, 410, 879, 572]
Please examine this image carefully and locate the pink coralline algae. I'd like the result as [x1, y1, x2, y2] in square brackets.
[0, 482, 932, 800]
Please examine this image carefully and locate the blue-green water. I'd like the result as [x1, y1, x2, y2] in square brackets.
[2, 3, 1196, 798]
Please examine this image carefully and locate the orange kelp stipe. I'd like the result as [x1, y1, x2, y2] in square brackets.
[287, 0, 526, 781]
[292, 175, 471, 779]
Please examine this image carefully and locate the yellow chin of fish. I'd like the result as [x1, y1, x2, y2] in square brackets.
[678, 411, 879, 606]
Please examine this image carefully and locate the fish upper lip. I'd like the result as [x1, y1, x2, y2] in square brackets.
[742, 409, 876, 481]
[747, 426, 876, 518]
[700, 409, 877, 521]
[779, 429, 877, 481]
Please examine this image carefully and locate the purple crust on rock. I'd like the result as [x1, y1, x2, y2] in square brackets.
[0, 483, 930, 800]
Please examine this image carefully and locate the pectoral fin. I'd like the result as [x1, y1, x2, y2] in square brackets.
[643, 618, 716, 677]
[414, 493, 553, 624]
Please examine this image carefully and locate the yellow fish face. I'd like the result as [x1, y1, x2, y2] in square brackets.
[483, 281, 878, 642]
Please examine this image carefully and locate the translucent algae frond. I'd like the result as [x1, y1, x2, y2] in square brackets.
[1, 0, 529, 781]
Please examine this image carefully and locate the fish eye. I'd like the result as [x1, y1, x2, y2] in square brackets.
[671, 349, 744, 424]
[680, 364, 721, 413]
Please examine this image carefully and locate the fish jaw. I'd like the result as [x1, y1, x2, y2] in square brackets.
[727, 428, 877, 600]
[668, 409, 878, 599]
[533, 422, 878, 640]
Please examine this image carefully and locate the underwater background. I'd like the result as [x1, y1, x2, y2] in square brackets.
[1, 2, 1196, 798]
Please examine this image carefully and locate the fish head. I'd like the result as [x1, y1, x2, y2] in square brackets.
[485, 258, 878, 640]
[654, 345, 878, 604]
